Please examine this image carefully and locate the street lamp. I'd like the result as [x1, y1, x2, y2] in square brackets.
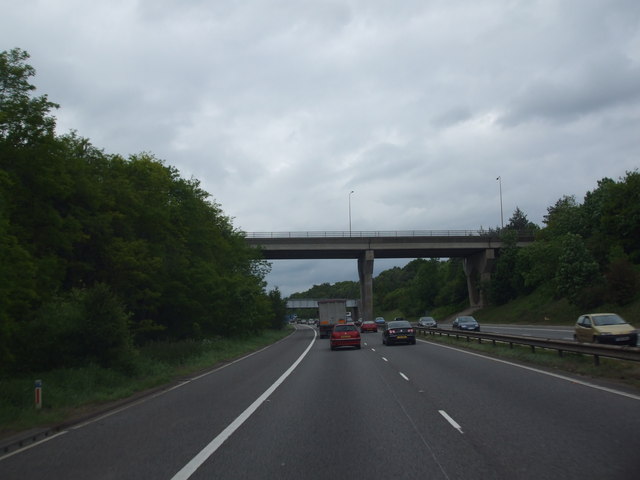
[496, 176, 504, 229]
[349, 190, 354, 236]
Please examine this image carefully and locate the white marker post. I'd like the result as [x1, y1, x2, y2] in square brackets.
[35, 379, 42, 410]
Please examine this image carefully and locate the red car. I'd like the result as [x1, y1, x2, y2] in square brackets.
[360, 320, 378, 333]
[330, 324, 361, 350]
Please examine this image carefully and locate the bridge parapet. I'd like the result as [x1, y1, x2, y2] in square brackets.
[244, 229, 535, 239]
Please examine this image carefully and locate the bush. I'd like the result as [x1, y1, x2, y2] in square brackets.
[605, 258, 639, 306]
[14, 284, 135, 373]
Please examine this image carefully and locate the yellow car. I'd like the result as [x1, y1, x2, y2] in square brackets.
[574, 313, 638, 346]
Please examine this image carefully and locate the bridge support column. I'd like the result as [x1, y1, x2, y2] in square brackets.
[463, 249, 496, 307]
[358, 250, 374, 322]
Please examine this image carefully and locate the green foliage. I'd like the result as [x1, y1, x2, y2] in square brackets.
[0, 49, 274, 374]
[506, 206, 539, 232]
[554, 233, 601, 306]
[541, 195, 583, 239]
[289, 280, 359, 300]
[11, 285, 134, 373]
[267, 288, 287, 330]
[488, 230, 524, 305]
[605, 257, 639, 305]
[0, 48, 59, 146]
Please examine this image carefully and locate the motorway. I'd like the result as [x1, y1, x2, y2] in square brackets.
[437, 323, 640, 346]
[2, 325, 639, 479]
[437, 323, 574, 340]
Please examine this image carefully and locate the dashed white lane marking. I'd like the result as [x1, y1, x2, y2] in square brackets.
[439, 410, 464, 434]
[382, 357, 388, 362]
[399, 372, 409, 381]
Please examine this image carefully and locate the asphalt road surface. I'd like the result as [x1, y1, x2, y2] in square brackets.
[439, 323, 639, 346]
[443, 324, 575, 340]
[2, 325, 639, 479]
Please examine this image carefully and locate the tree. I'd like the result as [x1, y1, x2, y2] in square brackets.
[554, 234, 601, 305]
[489, 231, 523, 304]
[267, 288, 287, 330]
[506, 207, 538, 232]
[599, 171, 640, 262]
[0, 48, 59, 146]
[541, 195, 583, 240]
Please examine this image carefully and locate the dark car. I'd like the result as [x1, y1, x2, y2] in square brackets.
[452, 316, 480, 331]
[417, 316, 437, 328]
[382, 320, 416, 345]
[330, 323, 361, 350]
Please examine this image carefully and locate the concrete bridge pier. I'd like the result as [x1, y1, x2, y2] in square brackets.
[463, 249, 496, 307]
[358, 250, 374, 322]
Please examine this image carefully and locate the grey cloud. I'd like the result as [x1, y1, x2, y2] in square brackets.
[500, 55, 640, 126]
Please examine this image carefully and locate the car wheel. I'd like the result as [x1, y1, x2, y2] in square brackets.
[356, 344, 361, 350]
[411, 339, 416, 345]
[330, 345, 336, 351]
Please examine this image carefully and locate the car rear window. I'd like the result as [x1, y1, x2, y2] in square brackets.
[388, 321, 411, 328]
[334, 325, 356, 332]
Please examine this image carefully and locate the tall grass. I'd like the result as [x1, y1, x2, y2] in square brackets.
[0, 328, 291, 437]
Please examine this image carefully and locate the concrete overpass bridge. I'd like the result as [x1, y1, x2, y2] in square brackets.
[246, 230, 535, 322]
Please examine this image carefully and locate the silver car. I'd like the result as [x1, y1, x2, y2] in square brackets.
[417, 316, 438, 328]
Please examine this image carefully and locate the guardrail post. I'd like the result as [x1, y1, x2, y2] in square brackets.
[594, 354, 600, 366]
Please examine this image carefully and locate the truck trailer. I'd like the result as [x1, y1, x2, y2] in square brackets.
[317, 299, 348, 338]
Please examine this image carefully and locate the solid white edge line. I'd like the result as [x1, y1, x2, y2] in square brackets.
[72, 333, 295, 431]
[422, 339, 640, 401]
[0, 431, 68, 461]
[439, 410, 463, 434]
[171, 329, 317, 480]
[2, 329, 300, 461]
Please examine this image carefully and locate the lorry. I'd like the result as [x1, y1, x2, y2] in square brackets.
[317, 299, 348, 338]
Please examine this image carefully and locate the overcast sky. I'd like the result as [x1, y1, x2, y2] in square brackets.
[3, 0, 639, 296]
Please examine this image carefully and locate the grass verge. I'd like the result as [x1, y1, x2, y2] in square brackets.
[418, 330, 640, 392]
[0, 327, 292, 438]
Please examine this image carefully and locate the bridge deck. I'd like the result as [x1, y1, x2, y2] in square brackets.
[245, 232, 534, 260]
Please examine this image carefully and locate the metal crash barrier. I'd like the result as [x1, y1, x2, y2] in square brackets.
[415, 327, 640, 366]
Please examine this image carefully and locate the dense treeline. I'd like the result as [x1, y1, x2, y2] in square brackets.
[289, 258, 469, 317]
[489, 173, 640, 308]
[289, 178, 640, 316]
[0, 49, 284, 374]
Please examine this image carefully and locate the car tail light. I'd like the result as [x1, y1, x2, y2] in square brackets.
[389, 329, 396, 334]
[408, 328, 414, 333]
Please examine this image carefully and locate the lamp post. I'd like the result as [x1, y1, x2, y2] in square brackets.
[349, 190, 354, 236]
[496, 176, 504, 229]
